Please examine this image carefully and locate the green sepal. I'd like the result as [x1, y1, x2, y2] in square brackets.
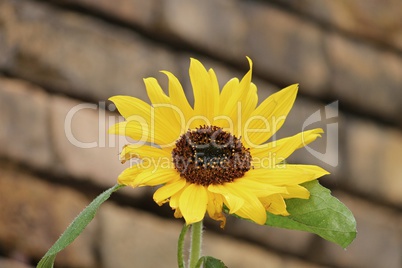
[265, 180, 357, 248]
[37, 184, 124, 268]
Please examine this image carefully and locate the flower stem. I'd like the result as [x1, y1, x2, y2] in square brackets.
[178, 223, 190, 268]
[189, 221, 203, 268]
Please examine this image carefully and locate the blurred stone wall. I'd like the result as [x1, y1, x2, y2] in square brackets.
[1, 0, 401, 267]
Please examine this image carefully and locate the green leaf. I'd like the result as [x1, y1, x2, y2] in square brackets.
[265, 180, 356, 248]
[197, 256, 227, 268]
[37, 184, 124, 268]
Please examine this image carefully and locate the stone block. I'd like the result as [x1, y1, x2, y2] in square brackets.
[97, 202, 323, 268]
[0, 78, 53, 170]
[226, 218, 315, 257]
[344, 116, 402, 207]
[0, 258, 32, 268]
[162, 0, 247, 58]
[203, 229, 324, 268]
[0, 161, 97, 267]
[326, 33, 402, 126]
[0, 0, 179, 102]
[49, 94, 131, 188]
[0, 76, 133, 192]
[280, 0, 402, 51]
[97, 203, 179, 268]
[55, 0, 157, 27]
[242, 2, 330, 96]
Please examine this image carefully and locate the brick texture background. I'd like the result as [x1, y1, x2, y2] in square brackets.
[1, 0, 401, 267]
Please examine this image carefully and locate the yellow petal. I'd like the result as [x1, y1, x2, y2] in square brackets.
[231, 178, 288, 197]
[237, 82, 259, 143]
[241, 82, 258, 122]
[229, 57, 256, 115]
[109, 95, 151, 120]
[219, 78, 239, 109]
[143, 77, 179, 125]
[144, 77, 183, 142]
[215, 78, 239, 131]
[282, 185, 310, 199]
[179, 184, 208, 224]
[134, 168, 179, 187]
[208, 68, 220, 120]
[144, 77, 170, 104]
[174, 207, 183, 218]
[260, 194, 289, 216]
[244, 84, 298, 147]
[108, 96, 172, 144]
[153, 179, 187, 205]
[169, 184, 187, 209]
[206, 191, 223, 216]
[208, 184, 244, 214]
[108, 101, 177, 145]
[108, 121, 150, 143]
[244, 165, 329, 186]
[206, 191, 226, 228]
[108, 121, 177, 147]
[220, 58, 253, 136]
[189, 58, 214, 125]
[162, 70, 194, 125]
[120, 144, 171, 163]
[117, 165, 146, 186]
[225, 183, 267, 225]
[251, 128, 324, 167]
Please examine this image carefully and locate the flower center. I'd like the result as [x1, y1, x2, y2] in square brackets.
[172, 125, 252, 186]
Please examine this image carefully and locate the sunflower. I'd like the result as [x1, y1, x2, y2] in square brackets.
[109, 57, 329, 228]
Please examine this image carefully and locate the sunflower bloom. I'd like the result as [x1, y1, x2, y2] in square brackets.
[109, 58, 329, 228]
